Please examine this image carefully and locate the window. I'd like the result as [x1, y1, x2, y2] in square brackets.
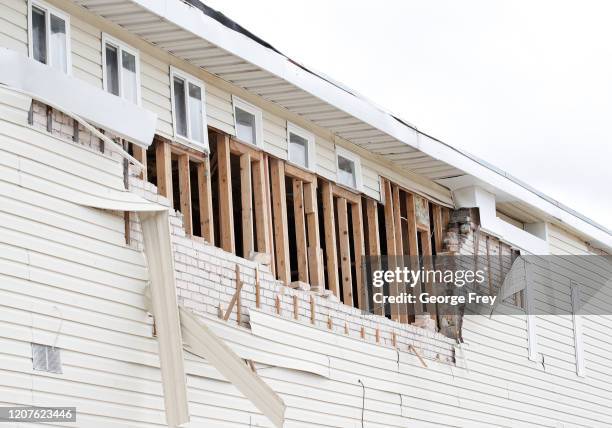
[232, 96, 263, 147]
[287, 122, 315, 170]
[335, 146, 362, 190]
[29, 0, 70, 73]
[102, 34, 140, 104]
[170, 67, 208, 150]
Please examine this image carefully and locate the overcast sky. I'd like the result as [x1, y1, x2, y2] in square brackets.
[204, 0, 612, 230]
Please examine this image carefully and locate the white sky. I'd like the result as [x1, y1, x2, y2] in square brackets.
[204, 0, 612, 230]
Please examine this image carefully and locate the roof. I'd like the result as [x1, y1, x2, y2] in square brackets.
[73, 0, 612, 251]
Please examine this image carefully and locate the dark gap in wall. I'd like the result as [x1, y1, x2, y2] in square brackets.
[230, 153, 243, 258]
[317, 179, 328, 291]
[251, 162, 259, 252]
[347, 203, 358, 307]
[146, 143, 157, 187]
[190, 161, 202, 237]
[171, 156, 180, 212]
[286, 177, 298, 283]
[377, 203, 390, 318]
[429, 202, 437, 256]
[209, 131, 221, 248]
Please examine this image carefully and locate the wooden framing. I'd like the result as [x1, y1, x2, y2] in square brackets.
[405, 191, 423, 316]
[337, 197, 353, 306]
[351, 199, 365, 309]
[217, 132, 235, 253]
[264, 155, 276, 273]
[304, 181, 323, 289]
[382, 179, 400, 321]
[321, 181, 339, 297]
[392, 184, 408, 323]
[292, 179, 309, 283]
[197, 158, 214, 243]
[133, 145, 147, 181]
[432, 204, 444, 253]
[365, 198, 382, 315]
[178, 154, 192, 236]
[420, 227, 436, 320]
[270, 158, 290, 284]
[240, 153, 254, 256]
[155, 139, 172, 206]
[252, 158, 271, 255]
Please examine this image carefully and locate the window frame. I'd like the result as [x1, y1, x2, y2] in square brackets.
[169, 66, 209, 151]
[27, 0, 72, 74]
[335, 145, 362, 191]
[287, 122, 315, 171]
[101, 33, 141, 105]
[232, 95, 263, 148]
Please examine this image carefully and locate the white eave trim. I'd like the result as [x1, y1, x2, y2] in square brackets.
[0, 48, 156, 147]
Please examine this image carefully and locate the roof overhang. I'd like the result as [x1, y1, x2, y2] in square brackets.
[72, 0, 612, 251]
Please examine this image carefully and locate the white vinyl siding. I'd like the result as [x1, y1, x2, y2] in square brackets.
[0, 0, 28, 55]
[70, 16, 102, 87]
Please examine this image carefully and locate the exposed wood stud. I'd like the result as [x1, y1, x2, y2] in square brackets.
[293, 179, 309, 283]
[178, 154, 192, 235]
[392, 332, 397, 348]
[375, 327, 380, 343]
[420, 228, 436, 323]
[197, 158, 214, 243]
[240, 153, 254, 256]
[133, 145, 147, 181]
[327, 316, 333, 330]
[275, 295, 281, 315]
[223, 265, 243, 324]
[392, 185, 408, 323]
[409, 344, 428, 368]
[310, 295, 316, 324]
[432, 204, 444, 253]
[351, 199, 365, 309]
[344, 322, 349, 335]
[321, 181, 339, 297]
[382, 179, 400, 321]
[304, 181, 323, 289]
[293, 295, 299, 320]
[217, 133, 235, 253]
[255, 266, 261, 309]
[46, 105, 52, 132]
[366, 198, 382, 315]
[360, 326, 366, 339]
[155, 139, 173, 206]
[270, 158, 290, 284]
[72, 119, 79, 143]
[406, 192, 423, 317]
[263, 155, 276, 274]
[252, 158, 271, 255]
[337, 197, 353, 306]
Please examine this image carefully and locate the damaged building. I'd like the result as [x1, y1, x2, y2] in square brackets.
[0, 0, 611, 426]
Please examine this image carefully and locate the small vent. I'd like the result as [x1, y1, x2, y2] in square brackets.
[31, 343, 62, 374]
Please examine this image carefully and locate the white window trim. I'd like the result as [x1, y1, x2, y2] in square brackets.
[335, 145, 362, 191]
[232, 95, 263, 147]
[169, 66, 209, 151]
[570, 281, 586, 377]
[27, 0, 72, 74]
[287, 122, 315, 171]
[101, 33, 141, 105]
